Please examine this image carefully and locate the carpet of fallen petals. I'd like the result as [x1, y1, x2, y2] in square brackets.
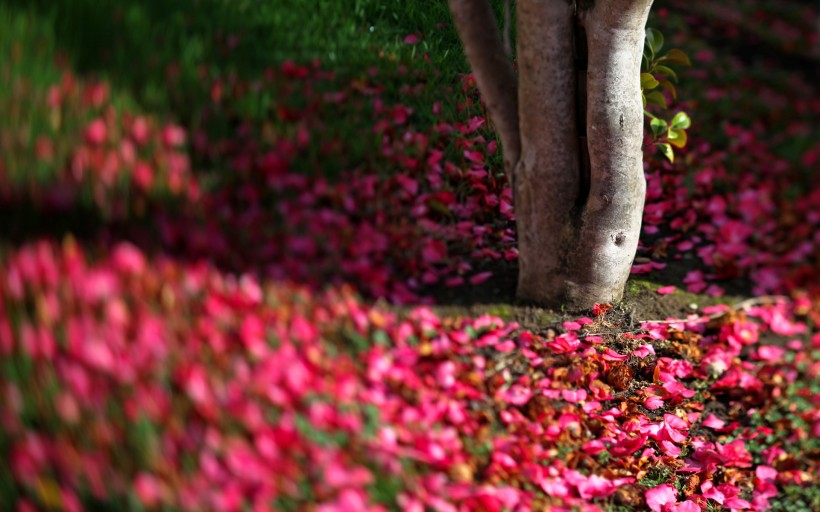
[1, 240, 819, 511]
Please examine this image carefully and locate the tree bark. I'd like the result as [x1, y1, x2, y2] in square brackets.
[567, 0, 653, 307]
[450, 0, 654, 310]
[514, 0, 580, 304]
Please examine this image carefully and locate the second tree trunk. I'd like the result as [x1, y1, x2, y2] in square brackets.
[515, 0, 652, 309]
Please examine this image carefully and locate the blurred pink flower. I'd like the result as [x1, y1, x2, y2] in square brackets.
[646, 484, 678, 512]
[496, 384, 532, 406]
[161, 124, 187, 147]
[85, 118, 107, 145]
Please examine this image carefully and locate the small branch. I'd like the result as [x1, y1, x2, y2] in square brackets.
[731, 295, 791, 311]
[449, 0, 521, 184]
[639, 295, 792, 325]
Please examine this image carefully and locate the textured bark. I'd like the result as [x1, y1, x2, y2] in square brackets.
[449, 0, 520, 181]
[514, 0, 580, 304]
[450, 0, 654, 310]
[567, 0, 654, 307]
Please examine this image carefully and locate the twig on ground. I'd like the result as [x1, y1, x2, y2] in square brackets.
[639, 295, 790, 325]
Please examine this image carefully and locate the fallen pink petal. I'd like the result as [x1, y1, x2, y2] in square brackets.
[646, 484, 678, 512]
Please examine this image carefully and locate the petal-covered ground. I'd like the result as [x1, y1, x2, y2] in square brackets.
[3, 58, 516, 304]
[1, 0, 819, 511]
[1, 241, 818, 510]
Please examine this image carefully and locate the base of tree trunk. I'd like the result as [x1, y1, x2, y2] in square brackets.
[452, 0, 654, 311]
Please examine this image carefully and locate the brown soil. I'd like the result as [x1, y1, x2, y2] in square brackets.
[424, 255, 752, 331]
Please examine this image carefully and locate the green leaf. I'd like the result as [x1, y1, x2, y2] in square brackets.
[645, 90, 668, 109]
[641, 72, 659, 91]
[344, 328, 370, 352]
[658, 142, 674, 162]
[654, 65, 678, 83]
[129, 415, 159, 466]
[667, 128, 688, 148]
[660, 48, 692, 67]
[362, 404, 381, 439]
[645, 27, 664, 54]
[294, 413, 349, 447]
[369, 470, 406, 507]
[642, 92, 647, 107]
[670, 111, 691, 130]
[372, 329, 390, 346]
[650, 117, 668, 138]
[428, 199, 454, 217]
[658, 79, 677, 100]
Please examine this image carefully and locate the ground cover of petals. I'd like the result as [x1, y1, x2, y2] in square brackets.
[3, 240, 819, 511]
[1, 1, 819, 511]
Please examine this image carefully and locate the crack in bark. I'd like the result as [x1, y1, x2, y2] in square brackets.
[573, 11, 591, 212]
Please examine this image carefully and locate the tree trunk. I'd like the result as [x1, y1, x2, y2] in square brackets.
[515, 0, 581, 306]
[566, 0, 653, 308]
[450, 0, 653, 310]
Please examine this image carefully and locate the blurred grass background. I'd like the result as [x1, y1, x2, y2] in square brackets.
[0, 0, 515, 192]
[0, 0, 504, 116]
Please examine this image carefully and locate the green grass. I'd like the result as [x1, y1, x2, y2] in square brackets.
[0, 0, 509, 116]
[769, 485, 820, 512]
[638, 465, 676, 488]
[626, 279, 656, 295]
[0, 4, 144, 186]
[0, 0, 511, 191]
[0, 5, 71, 184]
